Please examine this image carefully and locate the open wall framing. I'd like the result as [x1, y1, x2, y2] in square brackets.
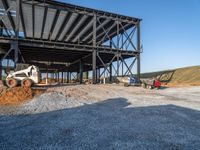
[0, 0, 142, 83]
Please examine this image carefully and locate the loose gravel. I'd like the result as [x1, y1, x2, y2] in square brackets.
[0, 84, 200, 150]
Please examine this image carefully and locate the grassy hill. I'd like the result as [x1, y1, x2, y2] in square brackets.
[141, 66, 200, 86]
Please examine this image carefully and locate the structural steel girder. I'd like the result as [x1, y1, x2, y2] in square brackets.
[0, 0, 142, 83]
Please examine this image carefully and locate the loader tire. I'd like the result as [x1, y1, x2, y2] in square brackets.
[6, 78, 18, 88]
[142, 83, 146, 88]
[124, 83, 129, 87]
[147, 85, 153, 89]
[21, 78, 32, 87]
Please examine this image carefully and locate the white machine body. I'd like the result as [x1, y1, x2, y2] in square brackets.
[6, 65, 41, 84]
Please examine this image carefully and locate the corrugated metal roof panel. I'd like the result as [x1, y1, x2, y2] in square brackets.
[34, 5, 45, 38]
[58, 12, 78, 41]
[51, 10, 67, 40]
[42, 8, 57, 39]
[22, 3, 33, 37]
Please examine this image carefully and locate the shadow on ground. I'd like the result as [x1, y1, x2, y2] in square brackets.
[0, 98, 200, 150]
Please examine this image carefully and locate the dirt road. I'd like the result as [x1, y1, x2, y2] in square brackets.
[0, 85, 200, 149]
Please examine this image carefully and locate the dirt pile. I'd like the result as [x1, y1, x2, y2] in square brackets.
[0, 87, 33, 105]
[141, 66, 200, 86]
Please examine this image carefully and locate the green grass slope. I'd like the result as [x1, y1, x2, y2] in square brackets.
[141, 66, 200, 86]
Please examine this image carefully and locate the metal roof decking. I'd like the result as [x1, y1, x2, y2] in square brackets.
[0, 0, 141, 82]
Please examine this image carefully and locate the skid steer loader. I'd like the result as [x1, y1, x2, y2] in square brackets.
[6, 65, 41, 88]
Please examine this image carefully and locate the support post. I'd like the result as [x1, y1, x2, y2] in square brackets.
[16, 0, 20, 38]
[121, 60, 124, 77]
[0, 21, 3, 36]
[117, 21, 120, 76]
[137, 21, 141, 80]
[46, 65, 48, 85]
[98, 68, 101, 83]
[51, 73, 53, 80]
[109, 63, 112, 82]
[69, 72, 71, 83]
[10, 42, 19, 69]
[96, 68, 100, 83]
[57, 72, 58, 82]
[67, 72, 69, 83]
[79, 60, 83, 84]
[92, 13, 97, 84]
[86, 71, 89, 79]
[61, 72, 63, 83]
[117, 54, 119, 76]
[0, 60, 2, 80]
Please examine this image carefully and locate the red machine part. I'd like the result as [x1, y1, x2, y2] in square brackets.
[154, 80, 161, 88]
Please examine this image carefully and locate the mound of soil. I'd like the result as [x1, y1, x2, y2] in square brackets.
[0, 87, 33, 105]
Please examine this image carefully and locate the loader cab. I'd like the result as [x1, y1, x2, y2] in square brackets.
[29, 66, 41, 84]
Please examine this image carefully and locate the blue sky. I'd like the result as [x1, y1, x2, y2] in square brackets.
[61, 0, 200, 72]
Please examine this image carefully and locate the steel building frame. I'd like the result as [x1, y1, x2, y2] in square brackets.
[0, 0, 142, 83]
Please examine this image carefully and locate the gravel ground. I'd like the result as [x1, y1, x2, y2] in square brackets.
[0, 84, 200, 150]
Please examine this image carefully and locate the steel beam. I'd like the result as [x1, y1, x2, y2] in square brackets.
[0, 60, 2, 80]
[40, 7, 48, 39]
[121, 60, 124, 76]
[99, 54, 116, 78]
[92, 13, 97, 84]
[70, 16, 93, 42]
[1, 0, 15, 33]
[79, 59, 83, 84]
[62, 14, 83, 42]
[48, 10, 60, 40]
[118, 23, 136, 50]
[65, 15, 88, 42]
[25, 0, 140, 24]
[124, 58, 136, 76]
[67, 71, 69, 83]
[95, 21, 116, 46]
[32, 4, 35, 38]
[137, 21, 141, 80]
[61, 71, 63, 83]
[0, 22, 3, 36]
[19, 0, 27, 37]
[82, 19, 110, 42]
[120, 27, 136, 49]
[109, 63, 112, 82]
[55, 12, 72, 41]
[117, 21, 119, 76]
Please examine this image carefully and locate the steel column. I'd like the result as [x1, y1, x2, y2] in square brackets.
[121, 60, 124, 76]
[0, 22, 3, 36]
[69, 72, 71, 83]
[67, 72, 69, 83]
[46, 65, 48, 84]
[92, 13, 97, 84]
[0, 60, 2, 80]
[96, 67, 100, 83]
[109, 63, 112, 82]
[61, 71, 63, 83]
[137, 21, 141, 80]
[16, 0, 20, 38]
[117, 21, 120, 76]
[79, 60, 83, 84]
[1, 0, 15, 32]
[86, 71, 89, 79]
[19, 0, 26, 37]
[13, 0, 20, 67]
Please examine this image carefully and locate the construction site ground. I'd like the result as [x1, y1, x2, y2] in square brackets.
[0, 84, 200, 149]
